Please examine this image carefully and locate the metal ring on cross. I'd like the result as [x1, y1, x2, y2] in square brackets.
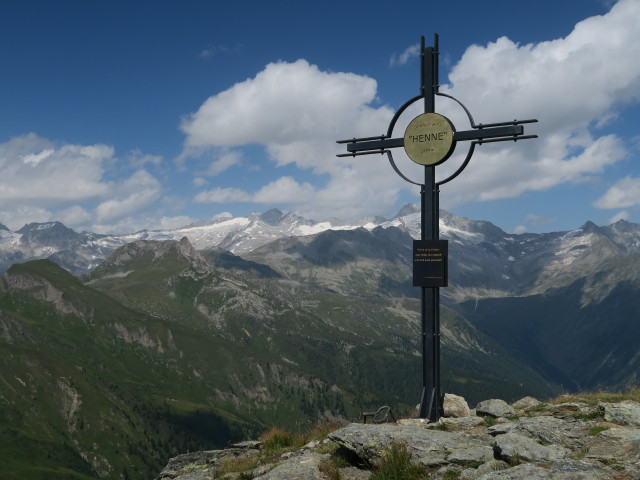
[384, 93, 478, 187]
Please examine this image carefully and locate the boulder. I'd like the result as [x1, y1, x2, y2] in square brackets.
[444, 393, 472, 418]
[476, 399, 515, 418]
[586, 425, 640, 464]
[328, 423, 494, 467]
[254, 452, 329, 480]
[511, 396, 540, 410]
[493, 431, 569, 462]
[473, 460, 624, 479]
[599, 400, 640, 426]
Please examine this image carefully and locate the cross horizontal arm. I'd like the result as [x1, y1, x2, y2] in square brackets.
[342, 137, 403, 153]
[337, 124, 530, 156]
[455, 124, 523, 141]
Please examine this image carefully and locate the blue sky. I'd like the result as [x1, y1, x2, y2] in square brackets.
[1, 0, 639, 235]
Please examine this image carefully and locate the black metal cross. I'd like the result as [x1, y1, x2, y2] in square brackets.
[337, 34, 537, 422]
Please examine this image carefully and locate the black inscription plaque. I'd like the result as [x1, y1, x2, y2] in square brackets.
[413, 240, 448, 287]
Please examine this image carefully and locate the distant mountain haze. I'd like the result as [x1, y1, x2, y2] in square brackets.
[1, 206, 639, 478]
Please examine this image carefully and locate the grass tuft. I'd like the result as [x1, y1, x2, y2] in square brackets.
[549, 387, 640, 406]
[369, 443, 430, 480]
[587, 425, 610, 436]
[260, 428, 295, 455]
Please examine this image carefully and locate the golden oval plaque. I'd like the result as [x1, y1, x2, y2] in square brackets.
[403, 113, 456, 166]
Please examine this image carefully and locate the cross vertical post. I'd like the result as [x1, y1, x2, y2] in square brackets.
[419, 34, 441, 421]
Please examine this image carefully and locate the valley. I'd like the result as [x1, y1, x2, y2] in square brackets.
[1, 205, 639, 479]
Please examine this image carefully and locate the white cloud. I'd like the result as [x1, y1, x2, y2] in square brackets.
[157, 215, 195, 230]
[179, 0, 640, 221]
[194, 187, 251, 203]
[594, 176, 640, 209]
[180, 59, 389, 148]
[0, 133, 111, 205]
[193, 177, 208, 187]
[94, 170, 162, 223]
[0, 134, 172, 233]
[181, 59, 404, 219]
[57, 206, 92, 229]
[206, 150, 242, 176]
[0, 206, 52, 231]
[252, 176, 315, 204]
[389, 43, 420, 67]
[607, 210, 629, 224]
[434, 0, 640, 208]
[128, 149, 163, 168]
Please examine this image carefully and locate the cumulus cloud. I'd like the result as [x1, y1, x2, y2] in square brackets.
[180, 59, 389, 148]
[0, 206, 53, 231]
[607, 210, 630, 224]
[389, 43, 420, 67]
[205, 150, 243, 176]
[594, 176, 640, 209]
[57, 206, 93, 228]
[0, 134, 167, 233]
[180, 59, 404, 218]
[194, 187, 251, 203]
[94, 170, 162, 223]
[179, 0, 640, 221]
[128, 149, 163, 168]
[0, 133, 111, 205]
[252, 176, 315, 204]
[434, 0, 639, 208]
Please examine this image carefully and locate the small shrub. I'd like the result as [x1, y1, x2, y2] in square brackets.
[587, 425, 610, 436]
[550, 387, 640, 406]
[480, 416, 497, 427]
[260, 427, 294, 455]
[369, 443, 430, 480]
[442, 469, 461, 479]
[299, 420, 342, 444]
[214, 455, 260, 478]
[573, 410, 602, 421]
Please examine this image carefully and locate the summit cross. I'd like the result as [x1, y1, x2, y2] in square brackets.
[337, 34, 538, 422]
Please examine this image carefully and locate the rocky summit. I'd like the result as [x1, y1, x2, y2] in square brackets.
[157, 394, 640, 480]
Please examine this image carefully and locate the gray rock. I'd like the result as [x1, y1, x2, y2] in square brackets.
[447, 445, 494, 464]
[549, 402, 596, 419]
[600, 400, 640, 426]
[254, 452, 329, 480]
[586, 425, 640, 464]
[476, 399, 515, 418]
[494, 432, 569, 462]
[511, 415, 587, 450]
[476, 463, 550, 480]
[329, 423, 493, 467]
[459, 460, 509, 479]
[337, 466, 371, 480]
[158, 450, 225, 479]
[444, 393, 472, 418]
[156, 397, 640, 480]
[440, 415, 484, 432]
[229, 440, 262, 449]
[487, 421, 516, 436]
[512, 396, 540, 410]
[475, 460, 622, 479]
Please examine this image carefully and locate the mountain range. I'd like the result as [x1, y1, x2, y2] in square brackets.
[1, 206, 639, 479]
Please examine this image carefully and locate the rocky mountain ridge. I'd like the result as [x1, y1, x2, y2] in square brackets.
[157, 393, 640, 480]
[0, 234, 560, 479]
[3, 206, 640, 301]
